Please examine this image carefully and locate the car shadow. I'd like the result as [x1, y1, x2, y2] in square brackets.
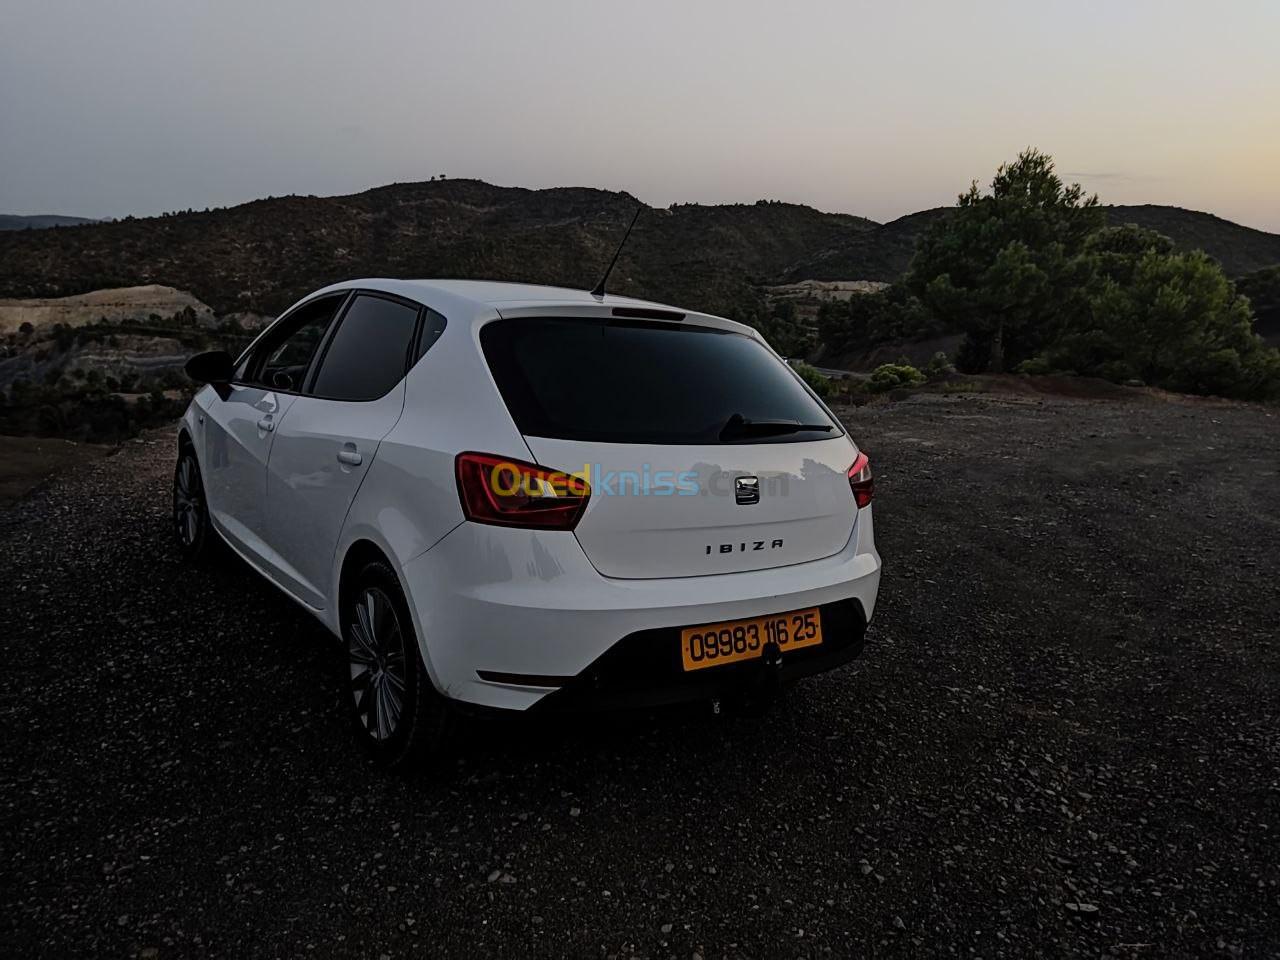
[190, 526, 819, 789]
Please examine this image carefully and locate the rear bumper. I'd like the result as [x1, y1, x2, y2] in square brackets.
[400, 507, 881, 711]
[530, 597, 867, 713]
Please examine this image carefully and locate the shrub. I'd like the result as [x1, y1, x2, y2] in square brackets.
[792, 362, 833, 399]
[1015, 356, 1052, 376]
[924, 351, 955, 379]
[868, 363, 926, 392]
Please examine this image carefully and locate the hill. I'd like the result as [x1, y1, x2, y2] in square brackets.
[1104, 206, 1280, 276]
[0, 214, 98, 231]
[0, 285, 214, 335]
[0, 180, 876, 320]
[3, 182, 1274, 320]
[783, 208, 950, 283]
[786, 205, 1280, 282]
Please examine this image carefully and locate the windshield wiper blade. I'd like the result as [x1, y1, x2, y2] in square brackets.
[719, 414, 834, 440]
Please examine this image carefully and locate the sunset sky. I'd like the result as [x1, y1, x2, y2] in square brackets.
[3, 0, 1278, 230]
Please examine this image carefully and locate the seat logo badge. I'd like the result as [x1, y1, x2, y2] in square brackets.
[735, 476, 760, 505]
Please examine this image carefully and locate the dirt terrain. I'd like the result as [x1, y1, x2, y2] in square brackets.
[0, 435, 110, 504]
[0, 285, 214, 334]
[2, 391, 1278, 958]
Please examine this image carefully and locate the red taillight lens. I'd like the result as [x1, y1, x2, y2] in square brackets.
[455, 452, 590, 530]
[847, 451, 874, 509]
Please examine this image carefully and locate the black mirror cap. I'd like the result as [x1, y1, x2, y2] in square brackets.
[185, 350, 235, 384]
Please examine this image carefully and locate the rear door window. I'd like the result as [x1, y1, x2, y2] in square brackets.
[309, 294, 421, 401]
[480, 317, 840, 444]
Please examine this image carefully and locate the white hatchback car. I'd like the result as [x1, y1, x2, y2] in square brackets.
[177, 280, 881, 768]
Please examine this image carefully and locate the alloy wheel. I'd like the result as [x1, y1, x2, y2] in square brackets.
[173, 454, 203, 547]
[348, 587, 408, 742]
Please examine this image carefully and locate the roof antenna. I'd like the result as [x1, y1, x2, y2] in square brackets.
[590, 203, 642, 299]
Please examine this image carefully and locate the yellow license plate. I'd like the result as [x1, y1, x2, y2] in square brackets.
[680, 607, 822, 672]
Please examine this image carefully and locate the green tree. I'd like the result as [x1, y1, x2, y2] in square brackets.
[1038, 225, 1174, 379]
[816, 285, 935, 358]
[905, 148, 1103, 372]
[1087, 223, 1175, 278]
[1055, 245, 1280, 400]
[751, 299, 816, 357]
[1237, 265, 1280, 341]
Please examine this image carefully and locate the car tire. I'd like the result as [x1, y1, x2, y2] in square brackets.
[342, 560, 452, 772]
[173, 444, 214, 561]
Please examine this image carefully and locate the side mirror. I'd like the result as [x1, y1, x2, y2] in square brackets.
[185, 350, 235, 385]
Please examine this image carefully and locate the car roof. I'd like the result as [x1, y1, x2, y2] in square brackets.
[308, 278, 752, 335]
[404, 279, 661, 306]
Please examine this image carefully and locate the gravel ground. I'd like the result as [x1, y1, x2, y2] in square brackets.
[2, 391, 1278, 958]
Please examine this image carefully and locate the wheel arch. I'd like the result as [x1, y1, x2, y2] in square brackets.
[338, 538, 394, 610]
[334, 533, 444, 695]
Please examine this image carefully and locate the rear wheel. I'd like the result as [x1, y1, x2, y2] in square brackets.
[173, 445, 213, 561]
[343, 560, 451, 771]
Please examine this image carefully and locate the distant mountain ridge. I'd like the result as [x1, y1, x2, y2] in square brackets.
[1, 180, 1276, 321]
[0, 214, 99, 231]
[0, 180, 875, 320]
[787, 205, 1280, 283]
[1104, 206, 1280, 276]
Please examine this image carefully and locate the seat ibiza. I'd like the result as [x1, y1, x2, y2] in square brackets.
[176, 280, 881, 769]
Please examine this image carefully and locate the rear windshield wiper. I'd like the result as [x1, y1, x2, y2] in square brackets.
[719, 414, 835, 441]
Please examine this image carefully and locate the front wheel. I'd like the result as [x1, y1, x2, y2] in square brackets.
[343, 560, 452, 771]
[173, 445, 214, 561]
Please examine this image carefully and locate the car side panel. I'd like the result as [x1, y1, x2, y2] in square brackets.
[199, 383, 296, 561]
[264, 384, 407, 610]
[328, 308, 534, 655]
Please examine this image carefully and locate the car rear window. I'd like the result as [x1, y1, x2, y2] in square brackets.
[480, 317, 840, 444]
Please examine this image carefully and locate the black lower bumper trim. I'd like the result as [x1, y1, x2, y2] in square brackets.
[529, 598, 868, 713]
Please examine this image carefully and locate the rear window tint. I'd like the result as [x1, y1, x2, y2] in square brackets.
[480, 317, 839, 444]
[311, 294, 419, 401]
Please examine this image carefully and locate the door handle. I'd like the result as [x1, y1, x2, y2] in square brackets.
[257, 416, 275, 432]
[337, 447, 362, 466]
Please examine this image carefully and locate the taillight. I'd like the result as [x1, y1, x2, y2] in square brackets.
[455, 452, 590, 530]
[847, 451, 873, 509]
